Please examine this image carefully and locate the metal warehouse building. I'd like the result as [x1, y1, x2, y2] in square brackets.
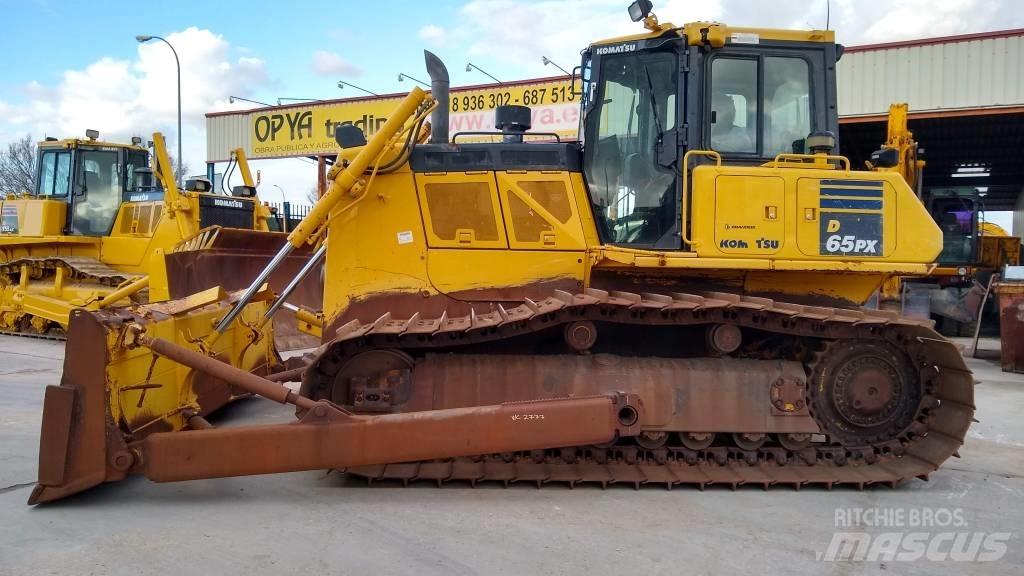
[206, 28, 1024, 234]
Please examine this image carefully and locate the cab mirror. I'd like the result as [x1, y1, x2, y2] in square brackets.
[335, 124, 367, 149]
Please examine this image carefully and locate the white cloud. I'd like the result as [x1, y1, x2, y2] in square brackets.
[311, 50, 362, 76]
[434, 0, 1022, 78]
[418, 24, 448, 46]
[0, 27, 270, 184]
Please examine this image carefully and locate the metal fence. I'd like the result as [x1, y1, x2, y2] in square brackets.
[263, 201, 312, 233]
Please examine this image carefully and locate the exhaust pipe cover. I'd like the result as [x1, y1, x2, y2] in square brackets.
[424, 50, 450, 144]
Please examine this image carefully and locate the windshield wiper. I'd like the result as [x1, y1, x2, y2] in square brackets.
[644, 66, 664, 147]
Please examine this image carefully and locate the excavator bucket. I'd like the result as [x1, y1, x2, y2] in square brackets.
[162, 227, 323, 350]
[30, 287, 282, 504]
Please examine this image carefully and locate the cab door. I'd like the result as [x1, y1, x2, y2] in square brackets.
[70, 148, 123, 236]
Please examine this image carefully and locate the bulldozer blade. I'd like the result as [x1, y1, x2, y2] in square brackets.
[164, 227, 324, 350]
[31, 316, 110, 504]
[29, 290, 642, 503]
[30, 288, 282, 504]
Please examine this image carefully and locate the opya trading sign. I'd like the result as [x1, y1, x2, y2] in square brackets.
[248, 78, 577, 158]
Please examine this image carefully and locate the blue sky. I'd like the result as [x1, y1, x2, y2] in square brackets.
[2, 0, 1022, 221]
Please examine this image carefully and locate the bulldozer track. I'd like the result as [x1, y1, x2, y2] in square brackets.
[0, 329, 65, 341]
[305, 288, 975, 490]
[0, 256, 141, 337]
[0, 256, 137, 286]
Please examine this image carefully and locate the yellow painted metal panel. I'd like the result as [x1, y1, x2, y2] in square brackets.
[0, 199, 67, 237]
[415, 172, 509, 249]
[427, 249, 584, 295]
[712, 175, 786, 255]
[495, 171, 586, 251]
[690, 163, 940, 267]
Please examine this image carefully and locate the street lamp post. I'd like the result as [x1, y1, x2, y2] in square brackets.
[465, 63, 502, 84]
[397, 73, 429, 87]
[337, 80, 379, 96]
[230, 96, 274, 107]
[277, 98, 324, 105]
[136, 34, 182, 186]
[542, 56, 571, 76]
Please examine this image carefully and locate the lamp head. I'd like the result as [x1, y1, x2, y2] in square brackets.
[135, 35, 153, 43]
[465, 63, 473, 72]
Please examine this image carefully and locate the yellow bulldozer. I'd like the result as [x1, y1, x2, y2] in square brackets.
[28, 2, 973, 504]
[0, 131, 320, 345]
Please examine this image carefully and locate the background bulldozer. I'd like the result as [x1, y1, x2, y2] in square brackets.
[29, 2, 973, 504]
[0, 131, 320, 347]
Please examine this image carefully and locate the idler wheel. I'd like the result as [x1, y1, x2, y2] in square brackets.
[328, 349, 415, 407]
[809, 341, 922, 446]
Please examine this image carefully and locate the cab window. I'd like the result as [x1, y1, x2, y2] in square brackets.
[125, 151, 149, 193]
[710, 58, 756, 154]
[709, 55, 812, 158]
[764, 57, 811, 157]
[37, 150, 72, 197]
[71, 149, 122, 236]
[583, 50, 678, 247]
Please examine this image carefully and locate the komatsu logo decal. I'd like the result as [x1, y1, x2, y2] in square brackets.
[213, 198, 245, 209]
[594, 42, 638, 55]
[818, 180, 884, 257]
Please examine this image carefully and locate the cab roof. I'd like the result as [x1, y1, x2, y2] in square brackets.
[37, 137, 148, 153]
[591, 21, 835, 48]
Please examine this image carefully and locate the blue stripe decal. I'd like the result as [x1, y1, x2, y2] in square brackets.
[820, 199, 883, 210]
[819, 187, 884, 198]
[821, 179, 885, 187]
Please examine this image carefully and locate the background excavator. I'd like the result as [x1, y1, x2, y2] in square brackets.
[870, 103, 1021, 333]
[29, 1, 973, 504]
[0, 131, 320, 347]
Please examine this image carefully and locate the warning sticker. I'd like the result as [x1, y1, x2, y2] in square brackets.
[730, 32, 760, 44]
[396, 230, 414, 245]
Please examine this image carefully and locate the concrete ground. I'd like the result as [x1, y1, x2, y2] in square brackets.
[0, 335, 1021, 576]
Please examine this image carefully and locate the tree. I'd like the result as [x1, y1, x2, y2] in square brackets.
[164, 155, 192, 185]
[0, 135, 37, 195]
[305, 186, 320, 204]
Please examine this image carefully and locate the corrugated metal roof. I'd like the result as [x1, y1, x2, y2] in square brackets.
[838, 32, 1024, 117]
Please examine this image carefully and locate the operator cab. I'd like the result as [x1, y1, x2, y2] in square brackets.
[35, 131, 151, 236]
[925, 188, 980, 266]
[580, 3, 841, 249]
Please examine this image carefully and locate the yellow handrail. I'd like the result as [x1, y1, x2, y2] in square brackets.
[680, 149, 721, 247]
[770, 153, 851, 172]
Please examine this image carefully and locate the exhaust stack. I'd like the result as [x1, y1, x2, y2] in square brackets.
[424, 50, 449, 144]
